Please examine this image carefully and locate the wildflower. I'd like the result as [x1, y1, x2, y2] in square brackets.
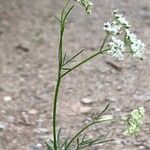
[103, 21, 122, 35]
[76, 0, 93, 14]
[103, 10, 130, 34]
[126, 107, 145, 136]
[103, 10, 145, 60]
[114, 10, 131, 28]
[126, 29, 145, 59]
[108, 37, 125, 60]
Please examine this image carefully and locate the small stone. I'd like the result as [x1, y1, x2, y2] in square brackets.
[100, 115, 113, 121]
[31, 143, 42, 150]
[105, 97, 116, 102]
[28, 109, 38, 115]
[4, 96, 12, 102]
[80, 98, 92, 105]
[34, 128, 49, 134]
[116, 86, 122, 91]
[80, 106, 92, 114]
[7, 116, 15, 123]
[139, 145, 146, 150]
[115, 108, 121, 112]
[0, 122, 5, 131]
[38, 135, 51, 140]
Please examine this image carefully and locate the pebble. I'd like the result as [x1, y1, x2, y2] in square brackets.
[115, 108, 121, 112]
[99, 115, 113, 121]
[3, 96, 12, 102]
[116, 86, 122, 91]
[105, 96, 117, 102]
[80, 106, 92, 114]
[7, 116, 15, 123]
[0, 122, 5, 131]
[30, 143, 42, 150]
[139, 145, 146, 150]
[34, 128, 49, 134]
[38, 135, 51, 140]
[28, 109, 38, 115]
[80, 97, 92, 105]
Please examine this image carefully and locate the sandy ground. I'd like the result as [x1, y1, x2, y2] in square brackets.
[0, 0, 150, 149]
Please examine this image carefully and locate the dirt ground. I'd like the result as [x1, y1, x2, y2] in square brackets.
[0, 0, 150, 150]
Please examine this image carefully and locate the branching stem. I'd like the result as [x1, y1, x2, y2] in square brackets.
[52, 1, 110, 150]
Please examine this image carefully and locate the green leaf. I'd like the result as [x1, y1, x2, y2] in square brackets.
[63, 49, 84, 66]
[54, 15, 61, 23]
[45, 142, 54, 150]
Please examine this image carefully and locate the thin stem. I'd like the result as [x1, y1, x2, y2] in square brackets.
[53, 74, 61, 150]
[52, 1, 74, 149]
[65, 118, 126, 149]
[61, 48, 110, 78]
[53, 26, 64, 150]
[53, 8, 65, 150]
[99, 32, 109, 52]
[62, 49, 84, 67]
[61, 33, 110, 77]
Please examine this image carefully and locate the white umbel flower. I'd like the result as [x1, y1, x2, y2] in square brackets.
[76, 0, 93, 14]
[108, 37, 125, 60]
[126, 107, 145, 136]
[114, 10, 131, 28]
[126, 29, 145, 59]
[103, 9, 145, 60]
[103, 21, 122, 35]
[126, 29, 137, 43]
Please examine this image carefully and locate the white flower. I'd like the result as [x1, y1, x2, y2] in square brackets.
[114, 10, 131, 28]
[103, 21, 122, 35]
[108, 37, 125, 60]
[76, 0, 93, 14]
[126, 107, 145, 136]
[126, 29, 145, 58]
[113, 9, 118, 14]
[103, 10, 145, 60]
[126, 29, 137, 43]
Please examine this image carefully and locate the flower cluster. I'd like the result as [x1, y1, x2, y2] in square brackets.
[114, 10, 131, 28]
[126, 107, 145, 136]
[104, 10, 145, 60]
[76, 0, 93, 14]
[108, 37, 125, 60]
[125, 29, 145, 59]
[103, 21, 122, 35]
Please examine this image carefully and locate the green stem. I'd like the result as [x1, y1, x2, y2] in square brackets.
[53, 74, 61, 150]
[52, 2, 74, 149]
[61, 51, 101, 77]
[61, 48, 110, 78]
[61, 33, 109, 77]
[99, 32, 109, 52]
[53, 17, 65, 150]
[65, 118, 126, 149]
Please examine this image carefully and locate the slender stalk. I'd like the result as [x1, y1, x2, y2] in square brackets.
[61, 51, 101, 77]
[53, 74, 61, 150]
[52, 2, 74, 149]
[53, 16, 65, 150]
[99, 32, 109, 52]
[61, 33, 109, 77]
[65, 118, 125, 149]
[61, 48, 110, 78]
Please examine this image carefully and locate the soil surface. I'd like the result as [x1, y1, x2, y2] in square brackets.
[0, 0, 150, 150]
